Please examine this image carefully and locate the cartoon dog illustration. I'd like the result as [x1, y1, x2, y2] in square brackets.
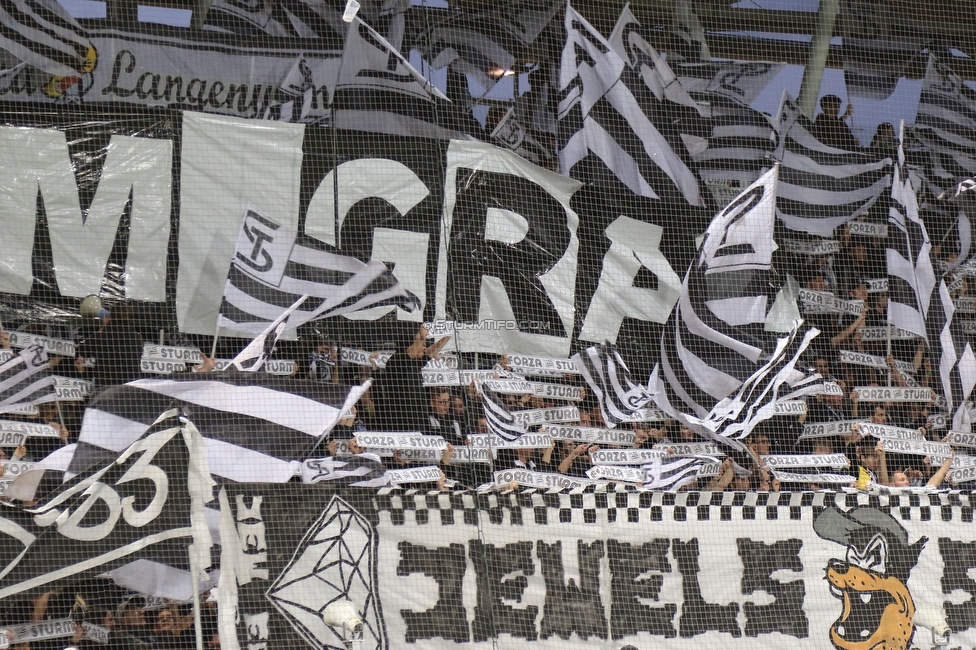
[814, 507, 927, 650]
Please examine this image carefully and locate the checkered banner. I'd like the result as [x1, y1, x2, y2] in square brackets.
[213, 484, 976, 650]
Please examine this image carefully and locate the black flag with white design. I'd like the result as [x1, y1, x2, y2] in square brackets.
[219, 207, 421, 337]
[0, 345, 56, 414]
[887, 161, 937, 339]
[301, 455, 391, 488]
[651, 166, 819, 446]
[0, 0, 92, 78]
[215, 484, 383, 650]
[572, 341, 651, 427]
[62, 373, 368, 485]
[557, 1, 702, 207]
[481, 385, 527, 442]
[915, 54, 976, 192]
[0, 411, 213, 601]
[229, 295, 307, 372]
[773, 91, 892, 236]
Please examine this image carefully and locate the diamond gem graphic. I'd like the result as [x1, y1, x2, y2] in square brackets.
[267, 495, 385, 650]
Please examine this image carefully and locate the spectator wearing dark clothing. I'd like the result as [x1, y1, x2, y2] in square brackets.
[74, 305, 143, 387]
[373, 324, 451, 431]
[811, 95, 859, 151]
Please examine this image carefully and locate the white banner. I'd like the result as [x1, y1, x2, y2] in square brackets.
[847, 220, 888, 237]
[590, 449, 668, 465]
[331, 440, 394, 458]
[840, 350, 915, 374]
[492, 469, 591, 489]
[959, 320, 976, 335]
[5, 619, 75, 644]
[859, 326, 920, 341]
[653, 442, 723, 457]
[0, 460, 34, 479]
[387, 466, 442, 484]
[948, 465, 976, 484]
[527, 382, 584, 402]
[772, 401, 807, 415]
[619, 407, 669, 422]
[854, 386, 932, 402]
[927, 413, 947, 430]
[398, 446, 491, 463]
[481, 379, 537, 394]
[798, 290, 863, 316]
[945, 430, 976, 448]
[467, 433, 552, 449]
[879, 438, 951, 457]
[823, 382, 844, 396]
[771, 471, 856, 484]
[354, 433, 447, 451]
[539, 425, 637, 445]
[586, 465, 644, 483]
[0, 419, 60, 438]
[781, 239, 840, 256]
[82, 623, 110, 645]
[800, 420, 859, 439]
[503, 354, 580, 375]
[859, 422, 924, 440]
[421, 369, 498, 387]
[760, 454, 849, 469]
[52, 375, 95, 401]
[864, 278, 889, 293]
[141, 358, 187, 374]
[511, 407, 580, 427]
[340, 348, 394, 368]
[955, 297, 976, 313]
[142, 343, 203, 363]
[7, 332, 76, 357]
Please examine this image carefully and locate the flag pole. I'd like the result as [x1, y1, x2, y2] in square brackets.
[190, 546, 204, 650]
[210, 316, 221, 360]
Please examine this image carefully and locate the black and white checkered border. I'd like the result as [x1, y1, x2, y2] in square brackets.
[372, 487, 976, 526]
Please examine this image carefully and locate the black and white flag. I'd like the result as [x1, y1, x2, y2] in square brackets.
[773, 91, 892, 236]
[557, 1, 702, 206]
[0, 0, 92, 78]
[914, 55, 976, 191]
[641, 455, 715, 491]
[481, 385, 527, 442]
[301, 454, 391, 488]
[219, 206, 421, 337]
[0, 344, 56, 414]
[416, 0, 559, 93]
[688, 100, 778, 211]
[0, 410, 213, 601]
[887, 161, 937, 339]
[572, 342, 651, 427]
[229, 294, 307, 372]
[62, 373, 369, 485]
[651, 166, 817, 446]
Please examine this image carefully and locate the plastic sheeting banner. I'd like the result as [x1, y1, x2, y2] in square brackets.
[0, 107, 699, 358]
[216, 485, 976, 650]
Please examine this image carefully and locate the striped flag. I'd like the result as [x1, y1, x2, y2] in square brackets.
[773, 91, 891, 236]
[914, 55, 976, 191]
[0, 410, 213, 601]
[228, 294, 307, 372]
[572, 342, 651, 427]
[480, 385, 527, 442]
[0, 345, 56, 415]
[557, 1, 702, 206]
[64, 373, 369, 484]
[641, 456, 716, 491]
[0, 0, 92, 78]
[301, 454, 391, 488]
[219, 207, 421, 337]
[689, 99, 778, 211]
[650, 166, 818, 447]
[887, 161, 937, 340]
